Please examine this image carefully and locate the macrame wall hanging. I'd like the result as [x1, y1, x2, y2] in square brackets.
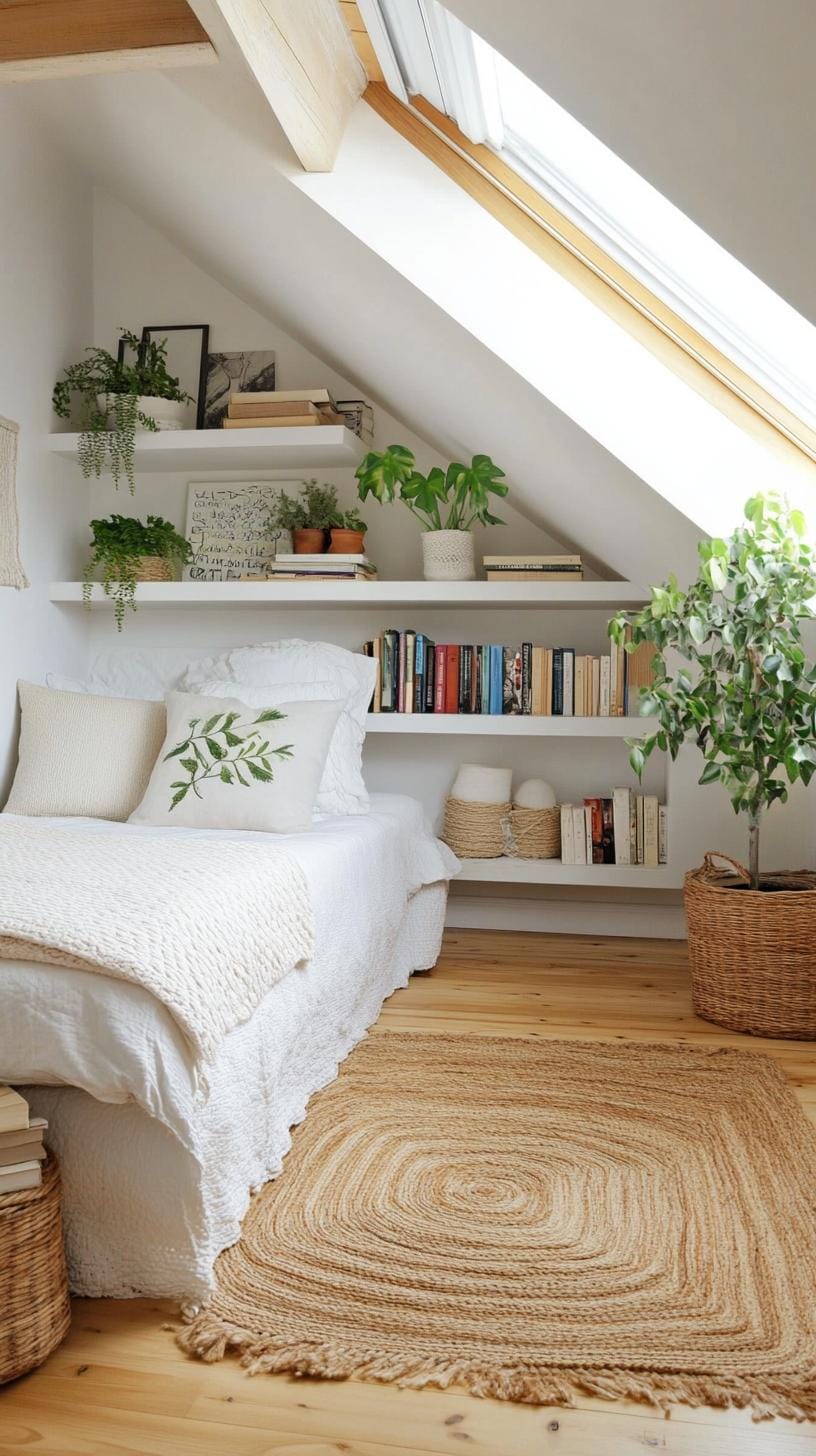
[0, 416, 29, 590]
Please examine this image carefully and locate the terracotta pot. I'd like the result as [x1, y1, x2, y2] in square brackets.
[293, 528, 326, 554]
[329, 528, 366, 554]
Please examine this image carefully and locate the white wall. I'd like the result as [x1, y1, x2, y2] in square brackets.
[0, 94, 92, 797]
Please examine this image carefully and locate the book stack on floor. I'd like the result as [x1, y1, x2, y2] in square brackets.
[560, 793, 668, 867]
[361, 630, 654, 715]
[483, 553, 583, 581]
[222, 389, 371, 434]
[261, 554, 378, 582]
[0, 1086, 47, 1194]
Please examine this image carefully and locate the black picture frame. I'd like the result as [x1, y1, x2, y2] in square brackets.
[118, 324, 210, 430]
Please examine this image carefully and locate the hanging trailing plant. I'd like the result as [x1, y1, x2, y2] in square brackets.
[53, 330, 191, 492]
[83, 514, 192, 630]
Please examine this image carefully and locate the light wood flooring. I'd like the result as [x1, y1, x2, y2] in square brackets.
[2, 929, 815, 1455]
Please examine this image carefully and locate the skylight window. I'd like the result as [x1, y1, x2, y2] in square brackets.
[366, 0, 816, 431]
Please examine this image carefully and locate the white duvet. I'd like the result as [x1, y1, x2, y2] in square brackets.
[0, 795, 458, 1297]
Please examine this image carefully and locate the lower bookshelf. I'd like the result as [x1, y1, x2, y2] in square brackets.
[454, 859, 672, 888]
[364, 715, 655, 736]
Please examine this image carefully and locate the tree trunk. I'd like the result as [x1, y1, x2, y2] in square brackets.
[747, 813, 761, 890]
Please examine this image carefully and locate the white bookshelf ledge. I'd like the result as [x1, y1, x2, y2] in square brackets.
[365, 714, 656, 736]
[455, 858, 672, 887]
[51, 580, 649, 610]
[46, 425, 365, 472]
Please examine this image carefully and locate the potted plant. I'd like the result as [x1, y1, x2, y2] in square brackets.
[269, 480, 341, 553]
[355, 444, 507, 580]
[53, 330, 192, 492]
[610, 491, 816, 1038]
[329, 507, 367, 555]
[83, 514, 192, 630]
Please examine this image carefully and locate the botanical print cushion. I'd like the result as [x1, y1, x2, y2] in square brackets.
[3, 681, 166, 821]
[129, 691, 341, 833]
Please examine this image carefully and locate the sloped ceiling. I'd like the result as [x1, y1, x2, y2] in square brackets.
[447, 0, 816, 325]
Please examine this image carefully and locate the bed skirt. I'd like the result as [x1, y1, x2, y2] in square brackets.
[23, 882, 448, 1301]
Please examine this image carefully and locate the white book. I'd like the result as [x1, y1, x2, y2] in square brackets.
[591, 657, 601, 716]
[599, 656, 611, 716]
[658, 805, 668, 864]
[572, 806, 587, 865]
[643, 795, 659, 867]
[612, 788, 632, 865]
[0, 1159, 41, 1194]
[274, 553, 370, 565]
[636, 796, 645, 865]
[584, 806, 593, 864]
[0, 1086, 28, 1135]
[562, 651, 574, 717]
[560, 804, 575, 864]
[231, 388, 333, 405]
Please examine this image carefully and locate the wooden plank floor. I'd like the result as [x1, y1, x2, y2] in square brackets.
[2, 929, 815, 1455]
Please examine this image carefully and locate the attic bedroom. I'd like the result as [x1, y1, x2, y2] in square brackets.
[1, 2, 815, 1452]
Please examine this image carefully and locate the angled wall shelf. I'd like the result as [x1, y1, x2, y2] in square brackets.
[46, 425, 365, 472]
[454, 858, 672, 888]
[50, 580, 649, 610]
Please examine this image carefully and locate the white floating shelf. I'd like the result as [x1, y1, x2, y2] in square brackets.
[455, 858, 673, 888]
[50, 580, 648, 610]
[46, 425, 365, 472]
[365, 714, 656, 736]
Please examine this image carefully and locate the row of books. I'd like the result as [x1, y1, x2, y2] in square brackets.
[223, 388, 372, 439]
[0, 1086, 47, 1193]
[483, 553, 583, 581]
[562, 793, 668, 867]
[360, 632, 654, 716]
[258, 553, 378, 583]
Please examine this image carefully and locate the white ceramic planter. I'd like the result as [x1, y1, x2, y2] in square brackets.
[422, 529, 475, 582]
[97, 393, 187, 431]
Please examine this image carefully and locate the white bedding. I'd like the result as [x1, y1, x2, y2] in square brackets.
[0, 795, 458, 1298]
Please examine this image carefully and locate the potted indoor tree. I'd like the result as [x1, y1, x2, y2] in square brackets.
[269, 480, 341, 553]
[355, 444, 507, 580]
[53, 330, 191, 492]
[610, 491, 816, 1038]
[83, 514, 192, 630]
[329, 507, 367, 555]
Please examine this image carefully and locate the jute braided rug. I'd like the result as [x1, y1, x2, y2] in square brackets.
[179, 1034, 816, 1420]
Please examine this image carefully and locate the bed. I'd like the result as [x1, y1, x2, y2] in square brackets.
[0, 794, 457, 1300]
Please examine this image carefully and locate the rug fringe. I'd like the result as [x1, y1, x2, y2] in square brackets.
[175, 1314, 816, 1422]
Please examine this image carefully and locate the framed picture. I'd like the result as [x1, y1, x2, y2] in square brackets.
[203, 350, 276, 429]
[184, 479, 293, 581]
[118, 325, 209, 429]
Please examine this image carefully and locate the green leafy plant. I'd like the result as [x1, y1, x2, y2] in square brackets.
[164, 707, 294, 811]
[609, 492, 816, 889]
[53, 330, 191, 491]
[355, 444, 508, 531]
[269, 480, 342, 534]
[338, 506, 367, 533]
[83, 514, 192, 630]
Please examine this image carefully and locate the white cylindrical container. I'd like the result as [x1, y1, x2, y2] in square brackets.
[514, 778, 557, 809]
[422, 529, 475, 581]
[450, 763, 513, 804]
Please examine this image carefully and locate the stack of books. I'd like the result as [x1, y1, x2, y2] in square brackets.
[262, 553, 378, 582]
[222, 389, 372, 432]
[0, 1086, 47, 1194]
[560, 793, 668, 867]
[361, 631, 654, 715]
[483, 554, 583, 581]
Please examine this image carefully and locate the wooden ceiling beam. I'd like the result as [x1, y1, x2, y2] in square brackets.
[0, 0, 216, 83]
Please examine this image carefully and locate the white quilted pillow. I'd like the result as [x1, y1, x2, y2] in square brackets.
[180, 641, 376, 817]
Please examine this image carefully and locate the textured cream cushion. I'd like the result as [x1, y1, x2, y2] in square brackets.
[4, 681, 166, 821]
[130, 691, 341, 833]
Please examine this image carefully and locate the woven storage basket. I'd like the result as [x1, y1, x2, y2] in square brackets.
[505, 805, 561, 860]
[0, 1153, 70, 1384]
[443, 796, 510, 858]
[685, 852, 816, 1039]
[133, 555, 173, 582]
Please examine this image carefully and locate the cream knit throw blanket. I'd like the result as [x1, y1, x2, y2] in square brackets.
[0, 416, 28, 589]
[0, 820, 314, 1064]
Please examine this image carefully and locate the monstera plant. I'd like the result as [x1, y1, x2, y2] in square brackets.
[355, 444, 507, 580]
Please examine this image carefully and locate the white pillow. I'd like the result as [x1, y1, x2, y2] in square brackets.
[130, 691, 341, 833]
[4, 682, 166, 821]
[47, 646, 207, 702]
[180, 641, 376, 817]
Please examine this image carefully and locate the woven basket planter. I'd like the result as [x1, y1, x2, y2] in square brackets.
[443, 796, 510, 858]
[685, 852, 816, 1040]
[133, 555, 173, 582]
[505, 805, 561, 860]
[0, 1153, 70, 1384]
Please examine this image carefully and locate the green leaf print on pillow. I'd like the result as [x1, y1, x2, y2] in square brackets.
[164, 709, 294, 810]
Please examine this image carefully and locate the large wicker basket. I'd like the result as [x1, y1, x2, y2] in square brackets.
[685, 852, 816, 1039]
[443, 796, 510, 858]
[505, 805, 561, 860]
[0, 1153, 71, 1384]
